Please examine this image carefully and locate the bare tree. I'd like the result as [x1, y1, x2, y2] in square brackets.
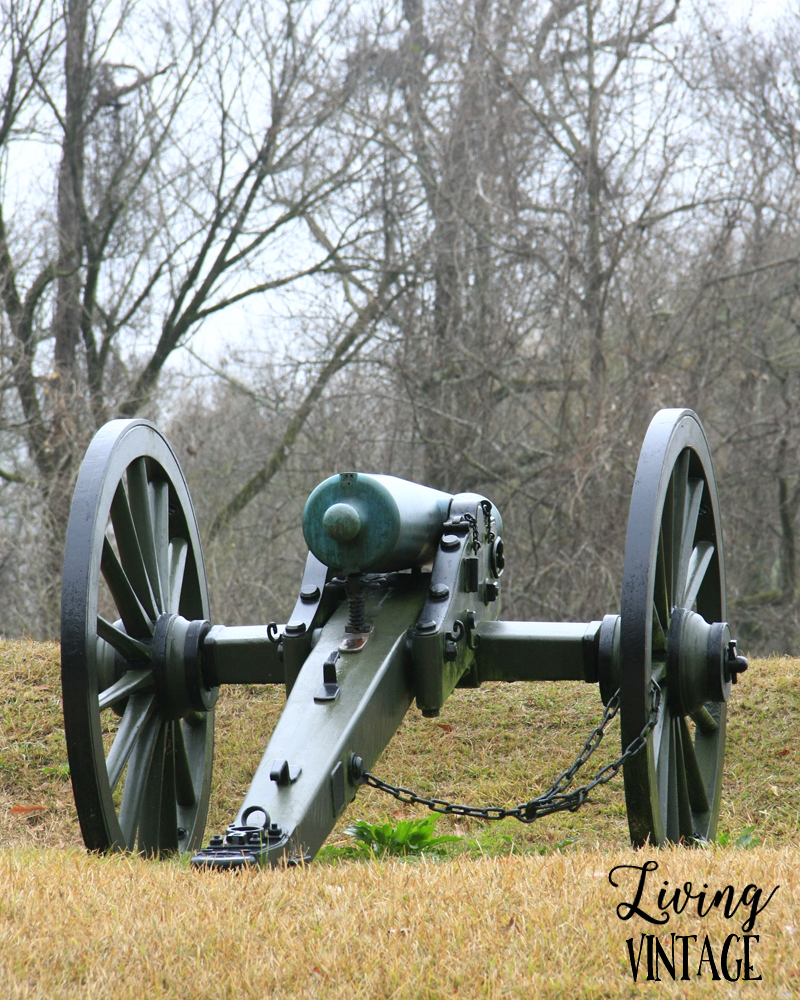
[0, 0, 405, 631]
[684, 12, 800, 650]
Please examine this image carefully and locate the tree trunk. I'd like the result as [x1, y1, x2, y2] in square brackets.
[585, 1, 606, 399]
[41, 0, 91, 633]
[54, 0, 88, 378]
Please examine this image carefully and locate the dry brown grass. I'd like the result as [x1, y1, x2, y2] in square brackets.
[1, 642, 799, 996]
[0, 846, 797, 998]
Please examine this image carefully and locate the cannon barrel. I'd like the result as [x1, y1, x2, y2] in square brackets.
[302, 472, 452, 574]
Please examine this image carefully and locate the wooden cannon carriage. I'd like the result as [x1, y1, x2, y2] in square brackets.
[60, 408, 747, 867]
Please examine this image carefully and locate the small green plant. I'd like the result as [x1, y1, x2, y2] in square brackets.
[716, 825, 761, 849]
[318, 816, 462, 862]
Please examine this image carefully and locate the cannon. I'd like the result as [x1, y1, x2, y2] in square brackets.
[60, 408, 748, 867]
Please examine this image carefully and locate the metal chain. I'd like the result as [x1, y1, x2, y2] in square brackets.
[460, 512, 482, 554]
[479, 499, 496, 545]
[459, 501, 495, 552]
[360, 680, 662, 823]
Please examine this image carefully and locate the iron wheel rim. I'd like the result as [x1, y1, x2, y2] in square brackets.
[620, 408, 727, 846]
[61, 419, 213, 855]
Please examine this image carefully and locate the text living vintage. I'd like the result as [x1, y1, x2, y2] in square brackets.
[608, 861, 779, 983]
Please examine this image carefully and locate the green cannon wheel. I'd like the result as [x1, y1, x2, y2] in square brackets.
[61, 420, 214, 855]
[620, 409, 727, 846]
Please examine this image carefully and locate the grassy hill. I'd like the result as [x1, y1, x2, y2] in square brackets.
[1, 641, 797, 854]
[0, 642, 798, 998]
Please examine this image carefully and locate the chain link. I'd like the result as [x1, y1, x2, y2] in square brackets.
[459, 501, 495, 553]
[460, 511, 482, 554]
[360, 680, 662, 823]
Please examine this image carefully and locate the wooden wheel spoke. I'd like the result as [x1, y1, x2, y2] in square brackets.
[651, 661, 668, 686]
[652, 600, 667, 660]
[654, 527, 670, 633]
[174, 722, 197, 808]
[683, 541, 715, 611]
[110, 482, 158, 621]
[679, 716, 710, 815]
[168, 538, 188, 614]
[675, 478, 704, 606]
[153, 480, 170, 609]
[659, 716, 690, 843]
[100, 540, 154, 640]
[106, 693, 157, 793]
[98, 668, 154, 711]
[158, 724, 180, 853]
[650, 688, 668, 770]
[127, 458, 165, 614]
[669, 452, 690, 605]
[118, 713, 163, 847]
[690, 704, 718, 734]
[673, 717, 695, 839]
[134, 721, 169, 856]
[97, 615, 152, 661]
[656, 710, 673, 836]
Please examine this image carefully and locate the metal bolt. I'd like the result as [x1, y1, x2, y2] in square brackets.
[429, 583, 450, 601]
[416, 619, 438, 634]
[440, 534, 460, 551]
[444, 639, 458, 661]
[300, 585, 321, 603]
[484, 579, 500, 602]
[177, 827, 188, 840]
[284, 620, 307, 636]
[349, 753, 365, 783]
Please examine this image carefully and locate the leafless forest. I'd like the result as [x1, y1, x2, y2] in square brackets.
[0, 0, 799, 653]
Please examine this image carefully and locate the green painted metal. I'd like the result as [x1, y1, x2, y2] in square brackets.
[474, 621, 602, 682]
[409, 494, 503, 714]
[668, 609, 732, 714]
[302, 472, 451, 574]
[200, 575, 427, 867]
[204, 625, 285, 685]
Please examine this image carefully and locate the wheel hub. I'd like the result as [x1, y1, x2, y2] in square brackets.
[151, 613, 218, 719]
[667, 608, 747, 715]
